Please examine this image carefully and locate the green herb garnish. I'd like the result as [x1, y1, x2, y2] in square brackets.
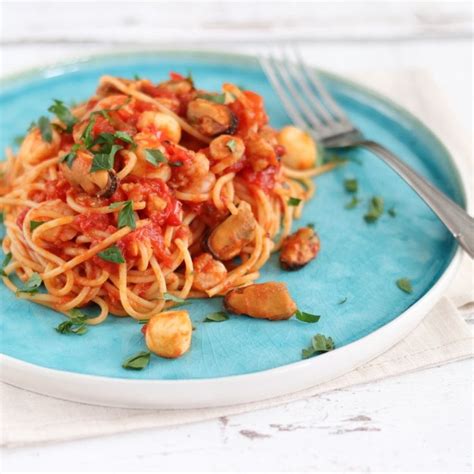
[48, 99, 77, 133]
[116, 200, 136, 230]
[145, 149, 167, 167]
[302, 334, 335, 359]
[81, 116, 96, 148]
[114, 131, 135, 146]
[388, 207, 396, 217]
[198, 93, 226, 104]
[61, 143, 80, 168]
[307, 222, 315, 229]
[364, 196, 384, 223]
[30, 221, 44, 232]
[288, 197, 302, 206]
[162, 292, 189, 308]
[295, 310, 320, 323]
[344, 178, 358, 193]
[345, 196, 361, 209]
[55, 309, 88, 335]
[0, 252, 12, 277]
[90, 144, 122, 172]
[16, 272, 42, 295]
[204, 311, 229, 322]
[13, 135, 25, 146]
[38, 116, 53, 143]
[122, 351, 151, 370]
[396, 278, 413, 294]
[338, 297, 348, 305]
[226, 139, 237, 152]
[97, 246, 125, 264]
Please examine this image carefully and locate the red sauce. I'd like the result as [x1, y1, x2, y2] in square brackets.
[92, 115, 115, 136]
[59, 133, 75, 150]
[230, 91, 268, 135]
[240, 165, 279, 193]
[170, 71, 185, 81]
[73, 213, 113, 235]
[16, 208, 28, 229]
[141, 324, 148, 335]
[44, 179, 72, 202]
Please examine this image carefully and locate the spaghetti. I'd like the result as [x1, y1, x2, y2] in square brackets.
[0, 72, 337, 324]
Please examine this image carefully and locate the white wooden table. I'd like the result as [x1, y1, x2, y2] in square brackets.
[1, 2, 472, 471]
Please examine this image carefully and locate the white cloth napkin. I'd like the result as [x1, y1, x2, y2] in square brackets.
[1, 69, 473, 448]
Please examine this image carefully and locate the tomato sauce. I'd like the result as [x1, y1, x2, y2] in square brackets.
[73, 213, 113, 235]
[239, 165, 279, 193]
[230, 91, 268, 135]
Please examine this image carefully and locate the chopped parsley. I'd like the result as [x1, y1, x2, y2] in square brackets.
[203, 311, 229, 322]
[226, 139, 237, 152]
[55, 309, 88, 335]
[145, 149, 167, 166]
[288, 197, 302, 206]
[38, 116, 53, 143]
[116, 200, 136, 230]
[345, 196, 361, 209]
[344, 178, 358, 193]
[338, 297, 348, 305]
[90, 144, 122, 172]
[295, 310, 320, 323]
[0, 252, 12, 277]
[16, 272, 42, 295]
[396, 278, 413, 294]
[29, 221, 44, 232]
[122, 351, 151, 370]
[97, 246, 125, 264]
[81, 116, 96, 148]
[364, 196, 384, 223]
[307, 222, 315, 229]
[388, 207, 397, 217]
[48, 99, 77, 133]
[198, 93, 226, 104]
[302, 334, 335, 359]
[162, 292, 189, 308]
[61, 143, 80, 168]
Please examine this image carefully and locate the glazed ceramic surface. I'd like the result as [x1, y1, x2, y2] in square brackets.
[0, 52, 464, 387]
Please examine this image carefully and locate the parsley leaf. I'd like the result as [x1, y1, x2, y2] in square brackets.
[133, 74, 141, 80]
[204, 311, 229, 322]
[114, 131, 135, 146]
[48, 99, 77, 133]
[145, 149, 167, 166]
[344, 178, 358, 193]
[117, 200, 136, 229]
[30, 220, 44, 232]
[226, 139, 237, 152]
[307, 222, 315, 229]
[396, 278, 413, 294]
[364, 196, 384, 223]
[122, 351, 151, 370]
[388, 207, 396, 217]
[345, 196, 361, 209]
[61, 143, 80, 168]
[198, 93, 226, 104]
[288, 197, 302, 206]
[16, 272, 42, 295]
[0, 212, 4, 224]
[81, 116, 96, 148]
[55, 309, 88, 335]
[13, 135, 25, 146]
[90, 144, 122, 172]
[97, 246, 125, 264]
[295, 310, 320, 323]
[301, 334, 335, 359]
[161, 292, 190, 308]
[338, 297, 348, 305]
[0, 252, 12, 277]
[38, 116, 53, 143]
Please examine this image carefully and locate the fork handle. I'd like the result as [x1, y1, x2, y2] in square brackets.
[357, 140, 474, 258]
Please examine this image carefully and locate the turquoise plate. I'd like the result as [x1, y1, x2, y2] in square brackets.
[0, 52, 465, 406]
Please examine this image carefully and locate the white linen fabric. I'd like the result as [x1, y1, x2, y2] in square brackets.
[1, 69, 472, 448]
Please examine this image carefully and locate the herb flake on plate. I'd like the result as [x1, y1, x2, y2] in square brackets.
[302, 334, 335, 359]
[295, 310, 320, 323]
[364, 196, 384, 223]
[204, 311, 229, 322]
[97, 246, 125, 264]
[396, 278, 413, 294]
[122, 351, 151, 370]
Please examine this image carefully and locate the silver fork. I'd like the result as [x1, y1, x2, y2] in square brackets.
[259, 49, 474, 258]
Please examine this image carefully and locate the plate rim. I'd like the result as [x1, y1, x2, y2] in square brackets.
[0, 49, 466, 408]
